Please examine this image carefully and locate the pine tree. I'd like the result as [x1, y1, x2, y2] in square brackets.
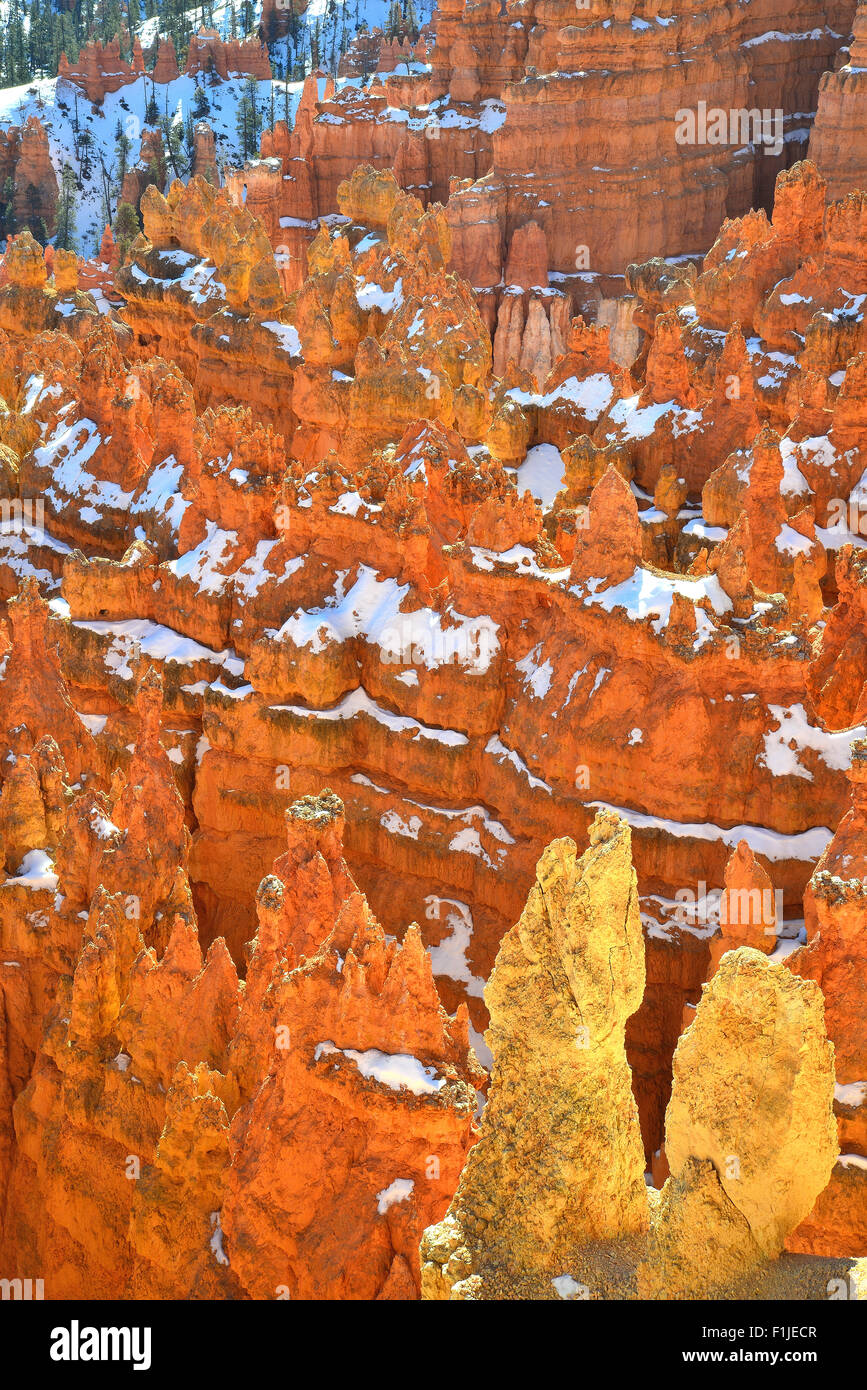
[63, 15, 79, 65]
[55, 163, 78, 251]
[0, 176, 14, 241]
[113, 199, 140, 262]
[183, 110, 195, 161]
[31, 215, 49, 247]
[114, 119, 132, 191]
[234, 78, 261, 159]
[8, 2, 29, 85]
[235, 95, 251, 159]
[28, 0, 46, 79]
[161, 116, 187, 179]
[99, 0, 123, 45]
[78, 128, 94, 180]
[286, 0, 299, 46]
[192, 83, 210, 118]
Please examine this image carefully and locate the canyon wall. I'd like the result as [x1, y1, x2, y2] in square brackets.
[809, 1, 867, 200]
[0, 5, 866, 1290]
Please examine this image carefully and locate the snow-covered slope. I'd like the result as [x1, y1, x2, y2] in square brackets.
[0, 73, 296, 254]
[0, 0, 435, 257]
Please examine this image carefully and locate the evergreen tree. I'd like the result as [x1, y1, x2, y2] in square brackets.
[183, 109, 195, 161]
[77, 127, 94, 180]
[385, 1, 401, 39]
[28, 0, 49, 79]
[263, 0, 281, 46]
[113, 199, 140, 262]
[7, 3, 29, 85]
[286, 0, 299, 46]
[161, 115, 187, 179]
[63, 12, 79, 65]
[192, 83, 210, 118]
[114, 119, 132, 191]
[0, 175, 14, 241]
[234, 76, 261, 159]
[22, 179, 48, 242]
[145, 81, 160, 125]
[55, 163, 78, 251]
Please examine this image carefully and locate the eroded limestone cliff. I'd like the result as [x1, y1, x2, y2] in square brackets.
[0, 6, 866, 1296]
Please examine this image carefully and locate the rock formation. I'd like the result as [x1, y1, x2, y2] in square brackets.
[120, 128, 167, 215]
[0, 117, 58, 239]
[260, 0, 312, 42]
[641, 948, 837, 1298]
[422, 817, 846, 1300]
[420, 813, 648, 1297]
[151, 36, 180, 85]
[221, 792, 481, 1299]
[0, 764, 479, 1298]
[809, 2, 867, 201]
[192, 123, 219, 187]
[1, 13, 866, 1298]
[58, 38, 145, 105]
[784, 737, 867, 1255]
[185, 29, 272, 82]
[237, 0, 854, 308]
[0, 153, 861, 1178]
